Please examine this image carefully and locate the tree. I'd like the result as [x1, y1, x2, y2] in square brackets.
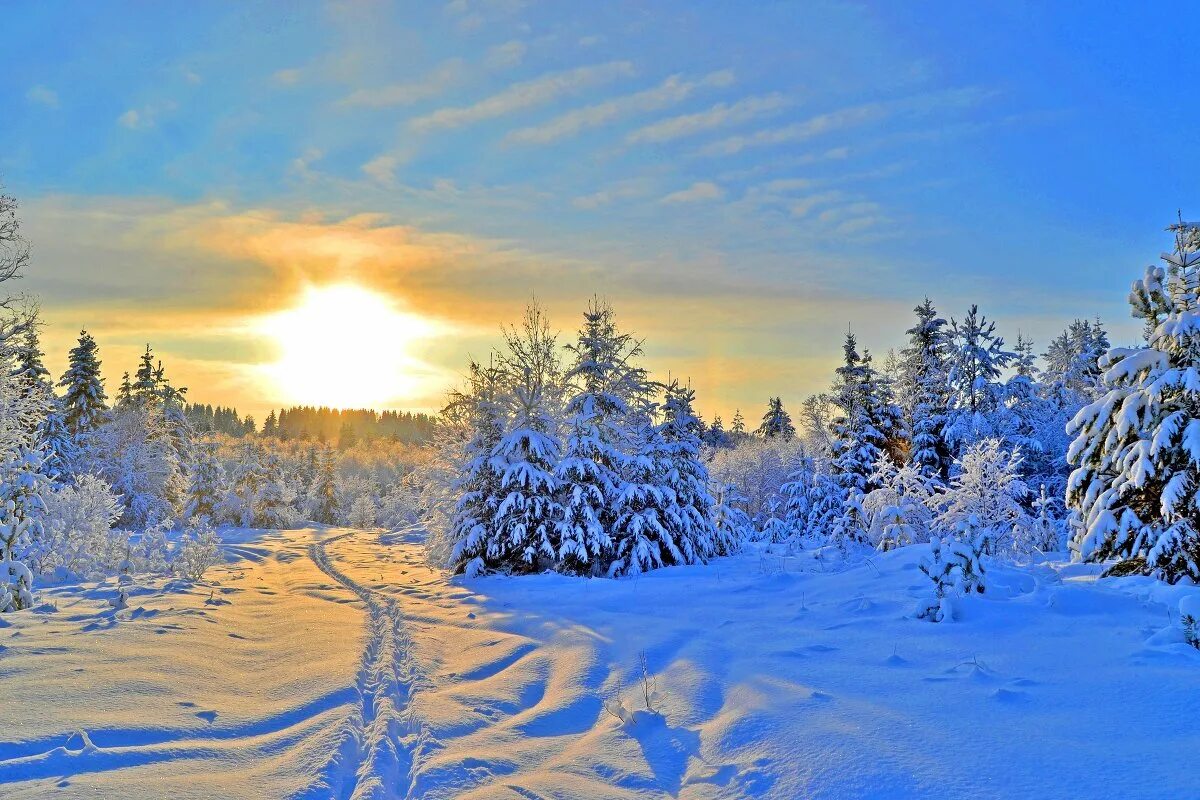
[1068, 220, 1200, 582]
[218, 441, 267, 528]
[609, 396, 678, 576]
[730, 408, 746, 438]
[58, 330, 108, 438]
[829, 332, 900, 495]
[262, 410, 278, 438]
[185, 438, 226, 521]
[489, 304, 564, 573]
[37, 398, 77, 483]
[897, 299, 951, 481]
[933, 438, 1029, 554]
[916, 518, 987, 623]
[0, 446, 47, 612]
[944, 305, 1014, 450]
[756, 397, 795, 440]
[308, 448, 339, 525]
[448, 361, 508, 576]
[659, 380, 724, 560]
[90, 403, 184, 530]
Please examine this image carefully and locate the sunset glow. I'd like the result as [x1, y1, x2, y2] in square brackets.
[256, 284, 436, 409]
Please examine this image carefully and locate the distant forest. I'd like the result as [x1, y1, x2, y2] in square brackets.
[185, 403, 436, 445]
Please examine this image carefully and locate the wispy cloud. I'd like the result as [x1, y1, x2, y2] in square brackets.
[698, 87, 988, 156]
[26, 85, 59, 108]
[572, 178, 655, 210]
[661, 181, 724, 204]
[410, 61, 636, 132]
[627, 93, 789, 144]
[341, 60, 467, 108]
[117, 101, 176, 130]
[505, 70, 735, 145]
[485, 40, 527, 69]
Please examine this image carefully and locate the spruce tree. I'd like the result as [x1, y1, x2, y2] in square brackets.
[944, 305, 1014, 450]
[37, 398, 77, 483]
[308, 448, 339, 525]
[898, 299, 951, 482]
[1068, 220, 1200, 582]
[449, 361, 508, 576]
[0, 446, 48, 612]
[609, 396, 677, 575]
[185, 438, 226, 522]
[829, 332, 899, 495]
[58, 329, 108, 437]
[659, 380, 724, 560]
[554, 301, 643, 574]
[756, 397, 796, 440]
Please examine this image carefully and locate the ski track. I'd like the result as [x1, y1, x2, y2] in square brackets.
[307, 532, 427, 800]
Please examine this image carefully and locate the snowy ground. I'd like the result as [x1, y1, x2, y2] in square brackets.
[1, 527, 1198, 799]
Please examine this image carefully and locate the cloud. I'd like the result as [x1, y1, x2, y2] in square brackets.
[505, 69, 735, 145]
[341, 60, 467, 107]
[698, 87, 988, 156]
[26, 86, 59, 108]
[410, 61, 636, 132]
[661, 181, 724, 204]
[362, 154, 403, 186]
[271, 67, 304, 86]
[485, 40, 527, 69]
[627, 93, 789, 144]
[117, 101, 177, 130]
[572, 178, 654, 210]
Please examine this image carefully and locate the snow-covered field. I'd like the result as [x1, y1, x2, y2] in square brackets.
[2, 526, 1198, 799]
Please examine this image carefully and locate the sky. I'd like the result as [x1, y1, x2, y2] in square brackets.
[1, 1, 1196, 422]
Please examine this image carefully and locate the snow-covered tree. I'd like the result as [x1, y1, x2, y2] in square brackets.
[756, 397, 796, 440]
[944, 305, 1014, 450]
[829, 332, 900, 497]
[308, 448, 339, 525]
[659, 380, 723, 559]
[447, 361, 508, 575]
[897, 298, 951, 481]
[609, 397, 678, 576]
[483, 304, 565, 574]
[862, 456, 936, 550]
[1068, 221, 1200, 582]
[35, 474, 124, 579]
[89, 402, 184, 530]
[933, 438, 1029, 554]
[185, 438, 226, 521]
[555, 300, 645, 574]
[0, 446, 47, 612]
[916, 517, 988, 623]
[218, 441, 267, 527]
[37, 398, 77, 483]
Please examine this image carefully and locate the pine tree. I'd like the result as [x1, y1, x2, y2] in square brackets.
[898, 299, 951, 481]
[448, 361, 508, 576]
[308, 448, 339, 525]
[1068, 220, 1200, 582]
[609, 396, 678, 576]
[37, 398, 77, 483]
[185, 438, 226, 522]
[756, 397, 796, 440]
[829, 332, 899, 495]
[554, 300, 644, 574]
[262, 410, 278, 437]
[218, 441, 267, 527]
[703, 415, 733, 450]
[0, 446, 48, 612]
[730, 408, 746, 438]
[944, 305, 1014, 450]
[58, 330, 108, 437]
[659, 380, 723, 560]
[916, 517, 987, 623]
[131, 345, 157, 404]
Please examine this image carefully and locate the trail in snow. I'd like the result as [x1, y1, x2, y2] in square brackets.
[306, 532, 426, 800]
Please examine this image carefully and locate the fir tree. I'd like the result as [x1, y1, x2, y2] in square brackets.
[898, 299, 951, 481]
[554, 300, 643, 574]
[756, 397, 796, 440]
[37, 398, 77, 483]
[449, 361, 508, 576]
[1068, 220, 1200, 582]
[185, 438, 226, 522]
[609, 396, 678, 576]
[0, 446, 47, 612]
[730, 408, 746, 438]
[308, 448, 339, 525]
[829, 332, 900, 495]
[58, 330, 108, 437]
[945, 305, 1014, 450]
[659, 380, 724, 560]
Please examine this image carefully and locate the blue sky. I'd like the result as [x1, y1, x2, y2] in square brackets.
[1, 1, 1195, 418]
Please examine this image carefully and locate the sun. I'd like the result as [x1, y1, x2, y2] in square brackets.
[256, 284, 436, 409]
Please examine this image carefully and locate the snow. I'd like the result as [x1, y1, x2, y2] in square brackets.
[2, 525, 1198, 798]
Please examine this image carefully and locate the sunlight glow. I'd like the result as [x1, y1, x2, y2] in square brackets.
[256, 284, 437, 409]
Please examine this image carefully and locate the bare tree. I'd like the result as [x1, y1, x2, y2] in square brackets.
[0, 186, 30, 289]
